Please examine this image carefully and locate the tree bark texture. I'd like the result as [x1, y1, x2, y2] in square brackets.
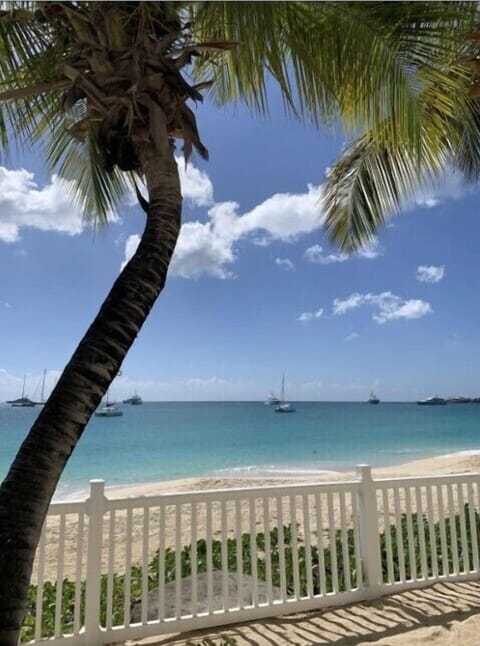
[0, 144, 182, 644]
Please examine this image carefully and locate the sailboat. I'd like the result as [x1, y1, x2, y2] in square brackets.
[95, 389, 123, 417]
[35, 369, 47, 405]
[7, 375, 37, 407]
[275, 374, 296, 413]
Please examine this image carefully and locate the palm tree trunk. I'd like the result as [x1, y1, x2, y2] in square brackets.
[0, 144, 182, 644]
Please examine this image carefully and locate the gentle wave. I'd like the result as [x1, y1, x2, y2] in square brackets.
[376, 448, 422, 455]
[213, 464, 342, 477]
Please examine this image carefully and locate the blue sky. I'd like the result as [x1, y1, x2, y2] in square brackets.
[0, 94, 479, 402]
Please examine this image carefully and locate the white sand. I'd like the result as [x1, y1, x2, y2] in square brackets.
[36, 451, 480, 584]
[92, 449, 480, 499]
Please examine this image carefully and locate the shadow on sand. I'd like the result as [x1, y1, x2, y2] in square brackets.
[126, 580, 480, 645]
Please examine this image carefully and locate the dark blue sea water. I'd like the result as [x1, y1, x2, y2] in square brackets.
[1, 402, 480, 498]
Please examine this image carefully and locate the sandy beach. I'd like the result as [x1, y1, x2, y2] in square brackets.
[33, 450, 480, 585]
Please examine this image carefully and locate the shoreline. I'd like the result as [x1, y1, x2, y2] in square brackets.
[57, 449, 480, 502]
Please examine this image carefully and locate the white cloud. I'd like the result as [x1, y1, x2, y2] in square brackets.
[0, 167, 87, 243]
[275, 257, 295, 271]
[343, 332, 359, 342]
[236, 184, 323, 241]
[297, 308, 324, 322]
[169, 219, 236, 279]
[414, 171, 466, 209]
[333, 291, 432, 324]
[0, 156, 213, 246]
[121, 234, 140, 271]
[176, 157, 214, 207]
[304, 240, 382, 265]
[121, 219, 237, 279]
[416, 265, 445, 283]
[122, 183, 324, 279]
[357, 241, 383, 259]
[304, 244, 348, 265]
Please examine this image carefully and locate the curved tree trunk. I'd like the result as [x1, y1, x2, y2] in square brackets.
[0, 144, 182, 644]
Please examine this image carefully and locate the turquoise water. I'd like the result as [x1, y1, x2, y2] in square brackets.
[1, 402, 480, 498]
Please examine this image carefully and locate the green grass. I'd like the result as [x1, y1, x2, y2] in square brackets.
[22, 505, 480, 642]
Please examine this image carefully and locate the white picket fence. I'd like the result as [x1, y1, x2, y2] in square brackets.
[25, 466, 480, 645]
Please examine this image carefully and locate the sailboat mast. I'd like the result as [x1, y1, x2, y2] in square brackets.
[21, 374, 26, 398]
[40, 369, 46, 402]
[281, 373, 285, 402]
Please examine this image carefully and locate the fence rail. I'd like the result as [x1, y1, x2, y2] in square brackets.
[24, 466, 480, 645]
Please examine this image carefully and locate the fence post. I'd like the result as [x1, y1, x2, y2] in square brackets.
[84, 479, 105, 645]
[356, 465, 382, 599]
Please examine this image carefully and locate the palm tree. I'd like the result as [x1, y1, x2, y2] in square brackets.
[0, 2, 477, 642]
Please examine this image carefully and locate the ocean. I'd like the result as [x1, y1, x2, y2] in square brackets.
[1, 402, 479, 499]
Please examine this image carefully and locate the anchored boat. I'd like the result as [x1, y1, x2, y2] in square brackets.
[275, 374, 296, 413]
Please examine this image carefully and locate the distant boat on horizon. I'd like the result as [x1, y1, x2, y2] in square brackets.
[447, 396, 472, 404]
[95, 389, 123, 417]
[368, 391, 380, 405]
[417, 396, 447, 406]
[275, 374, 296, 414]
[123, 392, 143, 405]
[264, 392, 281, 406]
[6, 375, 36, 407]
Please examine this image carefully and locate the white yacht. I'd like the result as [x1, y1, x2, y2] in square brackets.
[264, 392, 281, 406]
[417, 396, 447, 406]
[275, 374, 296, 413]
[368, 391, 380, 405]
[95, 390, 123, 417]
[95, 403, 123, 417]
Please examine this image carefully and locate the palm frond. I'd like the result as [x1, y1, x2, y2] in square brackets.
[453, 99, 480, 181]
[322, 132, 444, 251]
[190, 1, 475, 144]
[46, 122, 131, 225]
[323, 60, 480, 252]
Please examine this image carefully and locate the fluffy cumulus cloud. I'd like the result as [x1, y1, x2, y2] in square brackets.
[176, 157, 214, 207]
[169, 219, 236, 279]
[275, 257, 295, 271]
[0, 156, 212, 247]
[123, 183, 324, 278]
[157, 163, 468, 280]
[304, 240, 382, 265]
[297, 308, 324, 322]
[416, 265, 445, 283]
[0, 167, 85, 243]
[333, 291, 432, 324]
